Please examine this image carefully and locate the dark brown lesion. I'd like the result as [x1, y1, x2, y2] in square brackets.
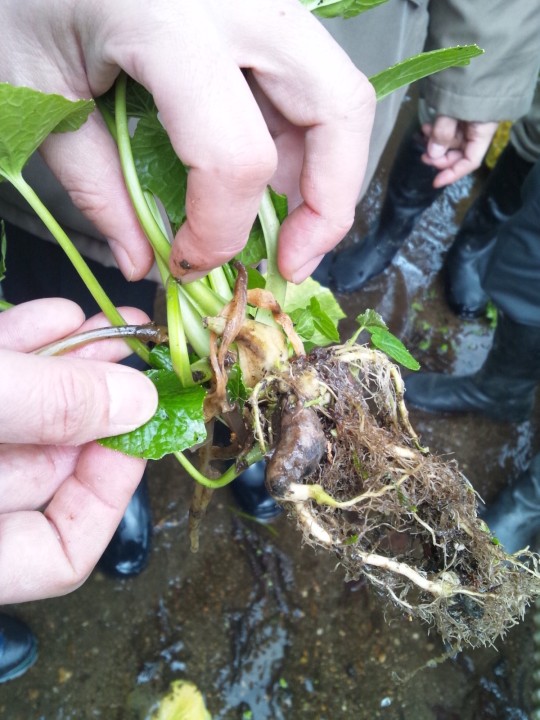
[171, 256, 194, 278]
[265, 402, 327, 500]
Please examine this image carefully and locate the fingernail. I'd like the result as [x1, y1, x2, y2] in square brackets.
[428, 143, 446, 159]
[108, 240, 136, 281]
[107, 369, 158, 431]
[290, 255, 324, 284]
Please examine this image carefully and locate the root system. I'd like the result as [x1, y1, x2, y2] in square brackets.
[246, 343, 540, 651]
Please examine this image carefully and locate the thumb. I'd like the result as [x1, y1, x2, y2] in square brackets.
[0, 350, 158, 445]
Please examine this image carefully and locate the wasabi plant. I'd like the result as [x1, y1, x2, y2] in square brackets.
[2, 4, 536, 652]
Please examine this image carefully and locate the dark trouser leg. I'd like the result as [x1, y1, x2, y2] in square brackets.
[481, 453, 540, 554]
[329, 122, 443, 294]
[405, 158, 540, 422]
[404, 312, 540, 422]
[444, 144, 534, 318]
[2, 222, 157, 334]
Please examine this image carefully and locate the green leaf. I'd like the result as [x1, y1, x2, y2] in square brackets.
[100, 370, 207, 459]
[289, 307, 315, 343]
[310, 296, 340, 344]
[246, 265, 266, 290]
[368, 327, 420, 371]
[369, 46, 484, 102]
[235, 220, 267, 267]
[356, 309, 387, 331]
[148, 345, 174, 371]
[301, 0, 387, 18]
[121, 79, 157, 118]
[0, 84, 94, 180]
[285, 276, 345, 347]
[268, 187, 288, 223]
[131, 112, 188, 227]
[227, 363, 248, 409]
[99, 77, 156, 119]
[285, 276, 345, 320]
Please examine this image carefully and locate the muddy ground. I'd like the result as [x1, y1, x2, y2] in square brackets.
[2, 96, 540, 719]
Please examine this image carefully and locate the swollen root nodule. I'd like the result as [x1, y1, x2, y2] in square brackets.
[246, 344, 540, 651]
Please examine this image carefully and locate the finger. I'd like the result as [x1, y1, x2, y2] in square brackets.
[0, 298, 85, 352]
[432, 158, 478, 188]
[421, 149, 463, 170]
[0, 349, 157, 445]
[421, 122, 433, 139]
[41, 113, 155, 281]
[425, 116, 460, 160]
[0, 299, 151, 357]
[277, 88, 374, 284]
[462, 134, 496, 172]
[232, 4, 375, 282]
[291, 254, 326, 283]
[0, 444, 146, 603]
[111, 5, 278, 281]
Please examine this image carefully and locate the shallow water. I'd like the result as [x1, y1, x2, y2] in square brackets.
[2, 112, 540, 719]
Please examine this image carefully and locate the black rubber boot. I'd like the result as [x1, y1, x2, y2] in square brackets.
[444, 144, 534, 318]
[231, 461, 283, 523]
[330, 124, 443, 293]
[404, 313, 540, 422]
[98, 472, 153, 577]
[481, 453, 540, 554]
[0, 615, 38, 684]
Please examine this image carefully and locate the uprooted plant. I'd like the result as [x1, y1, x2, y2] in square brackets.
[2, 3, 536, 653]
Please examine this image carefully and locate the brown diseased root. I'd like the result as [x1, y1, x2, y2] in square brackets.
[249, 344, 540, 652]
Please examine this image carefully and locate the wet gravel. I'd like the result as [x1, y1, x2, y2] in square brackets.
[2, 106, 540, 719]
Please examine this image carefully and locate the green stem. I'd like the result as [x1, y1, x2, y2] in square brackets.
[189, 357, 212, 382]
[166, 279, 194, 387]
[208, 267, 233, 301]
[96, 98, 117, 142]
[0, 300, 13, 311]
[182, 281, 226, 318]
[114, 73, 171, 266]
[178, 289, 210, 358]
[222, 262, 236, 289]
[258, 187, 287, 307]
[174, 445, 264, 489]
[8, 173, 149, 362]
[348, 325, 366, 345]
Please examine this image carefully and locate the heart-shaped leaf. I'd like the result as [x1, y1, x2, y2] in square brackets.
[100, 370, 207, 459]
[0, 84, 94, 181]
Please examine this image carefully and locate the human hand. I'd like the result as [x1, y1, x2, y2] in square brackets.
[0, 299, 158, 603]
[421, 116, 499, 188]
[0, 0, 375, 284]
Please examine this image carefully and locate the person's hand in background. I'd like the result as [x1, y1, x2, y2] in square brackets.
[421, 115, 499, 187]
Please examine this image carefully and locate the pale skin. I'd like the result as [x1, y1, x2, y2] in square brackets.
[0, 299, 159, 603]
[0, 0, 375, 283]
[421, 115, 499, 188]
[0, 0, 375, 601]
